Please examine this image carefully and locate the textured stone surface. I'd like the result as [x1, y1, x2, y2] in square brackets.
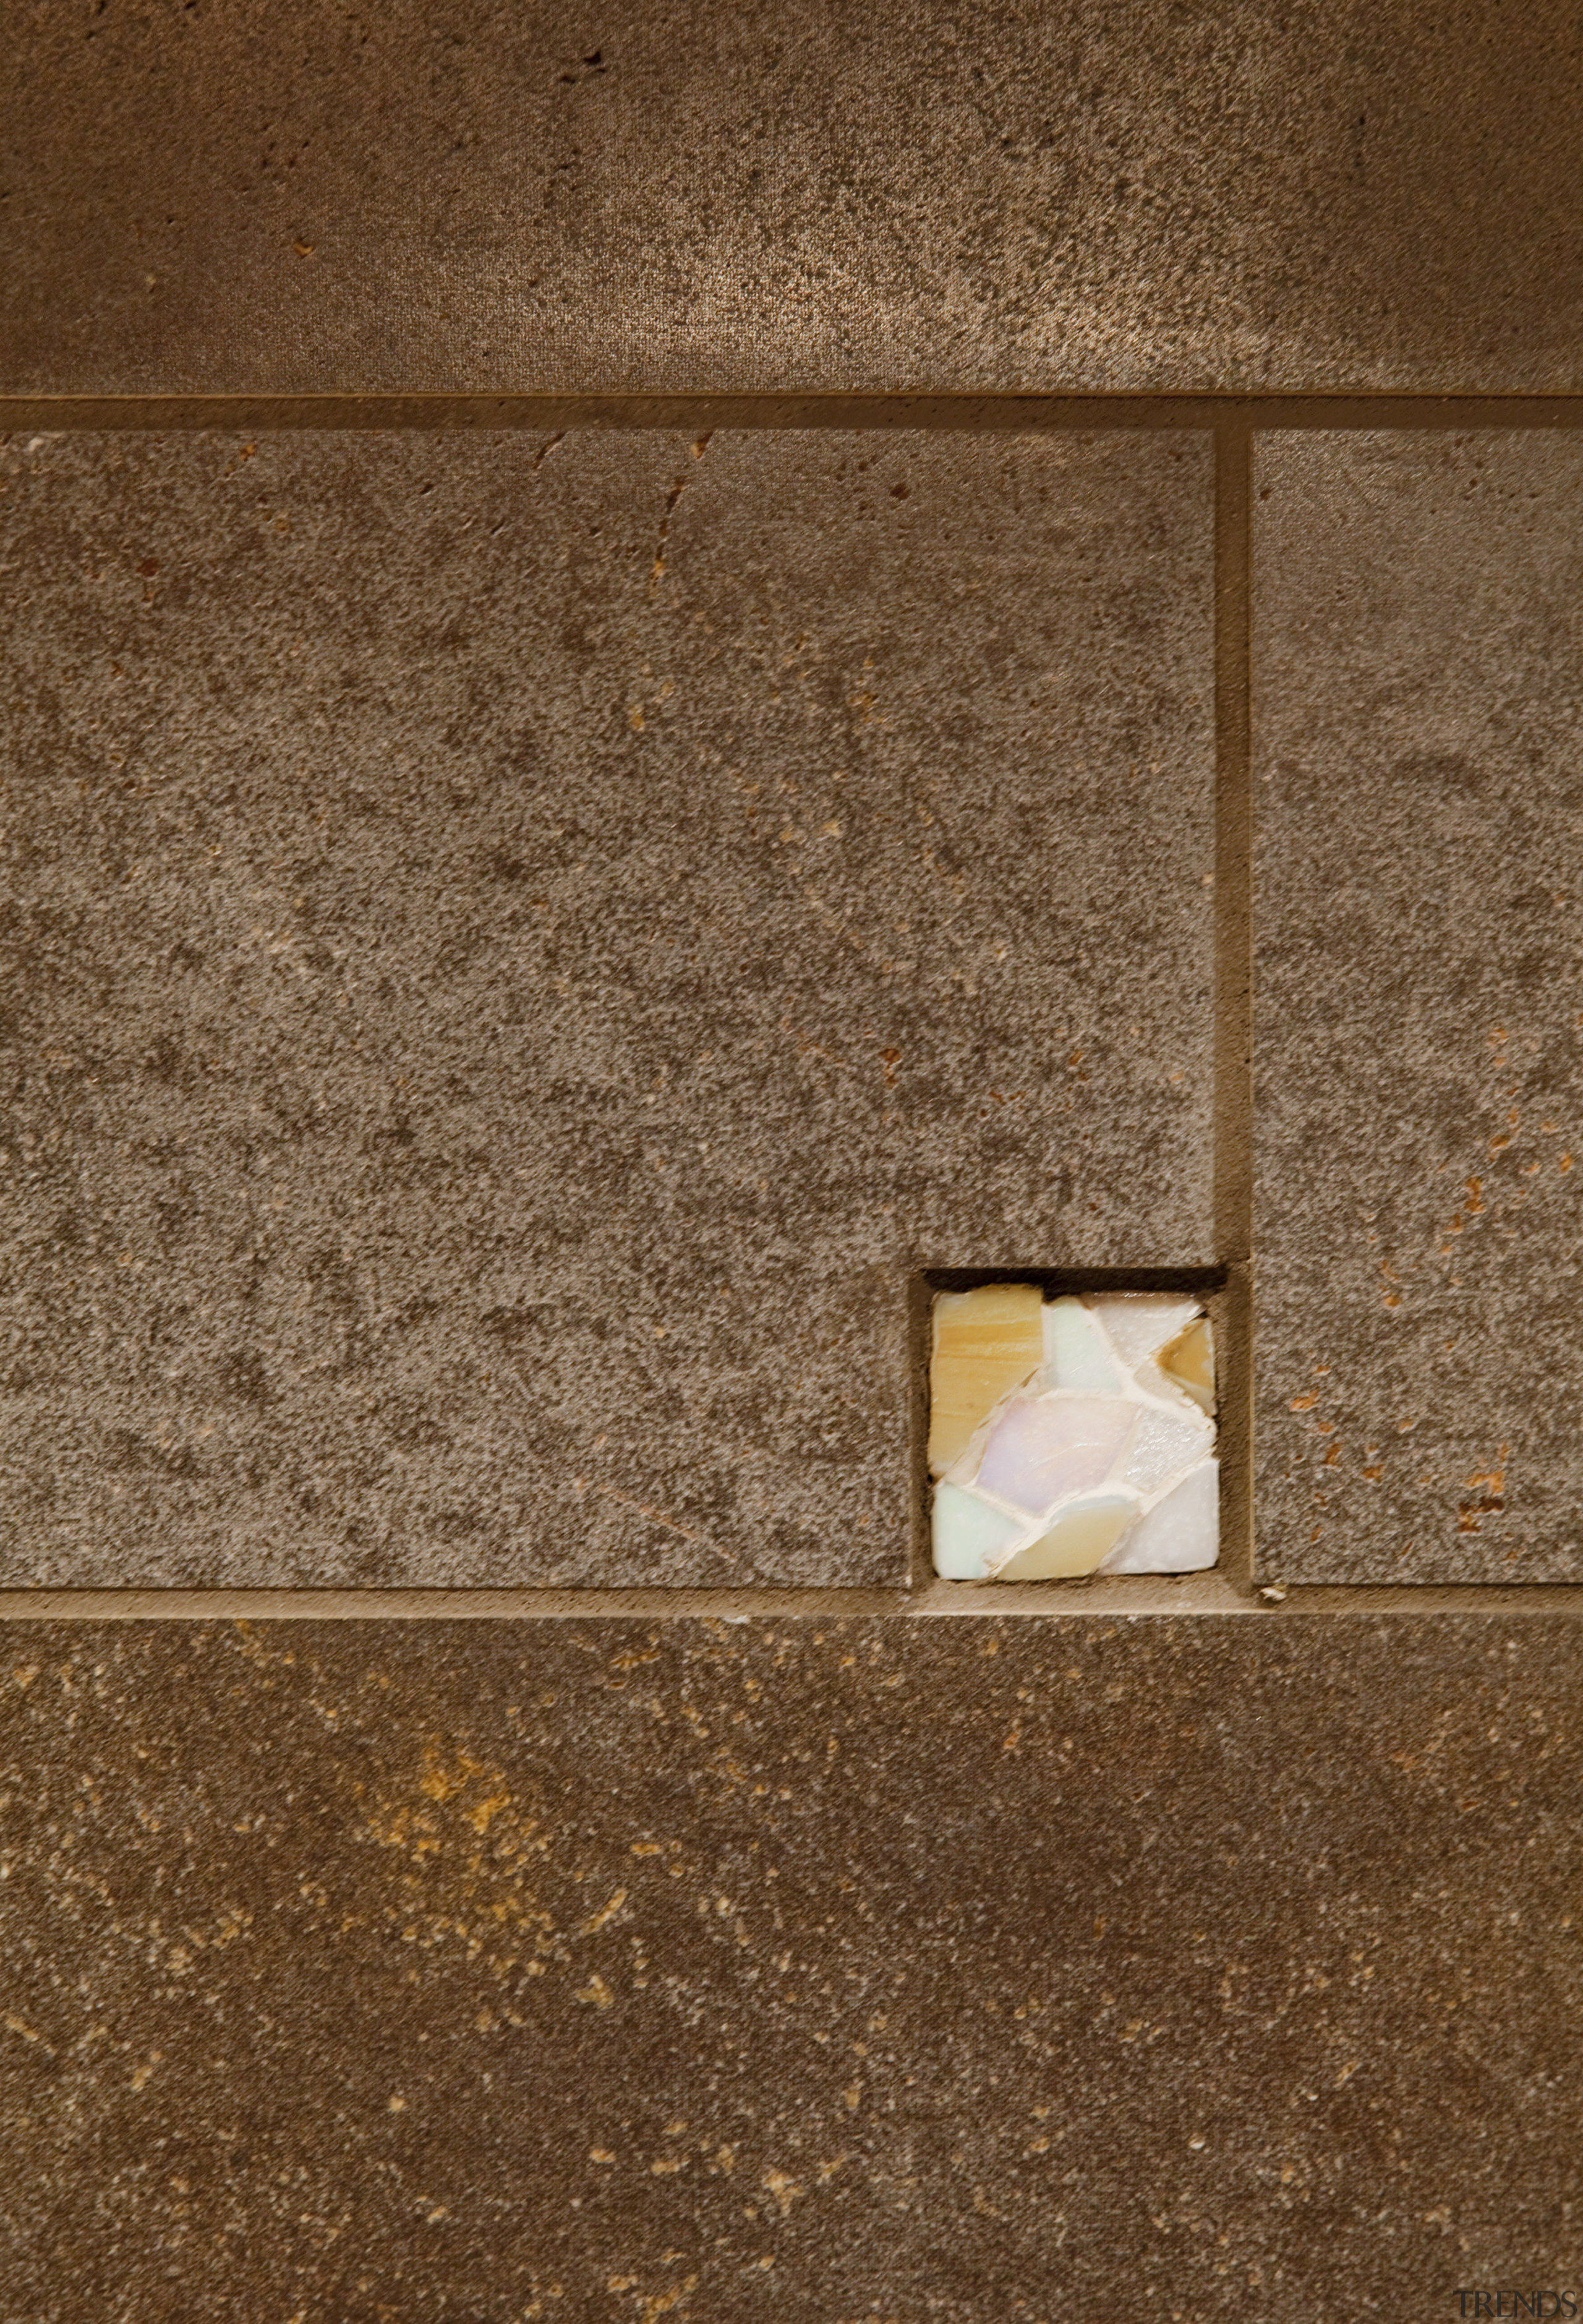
[1255, 433, 1583, 1583]
[0, 428, 1213, 1586]
[2, 1617, 1581, 2320]
[6, 1, 1583, 395]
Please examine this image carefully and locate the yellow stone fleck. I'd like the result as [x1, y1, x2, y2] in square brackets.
[928, 1283, 1043, 1475]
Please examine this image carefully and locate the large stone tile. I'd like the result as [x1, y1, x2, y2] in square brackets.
[1255, 433, 1583, 1583]
[2, 1616, 1579, 2318]
[0, 428, 1214, 1586]
[5, 2, 1582, 395]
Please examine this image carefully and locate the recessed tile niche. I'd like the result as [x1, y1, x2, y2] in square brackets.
[928, 1283, 1218, 1581]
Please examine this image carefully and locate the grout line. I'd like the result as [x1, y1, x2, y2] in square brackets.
[1213, 420, 1256, 1596]
[9, 393, 1583, 435]
[4, 1581, 1583, 1623]
[906, 1272, 934, 1595]
[1212, 422, 1254, 1267]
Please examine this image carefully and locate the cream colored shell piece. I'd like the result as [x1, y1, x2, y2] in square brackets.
[926, 1283, 1043, 1476]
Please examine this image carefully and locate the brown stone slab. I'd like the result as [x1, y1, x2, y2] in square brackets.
[2, 1617, 1580, 2317]
[0, 428, 1213, 1586]
[1255, 433, 1583, 1583]
[6, 3, 1583, 396]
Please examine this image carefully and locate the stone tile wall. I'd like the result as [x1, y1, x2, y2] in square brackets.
[5, 9, 1583, 2317]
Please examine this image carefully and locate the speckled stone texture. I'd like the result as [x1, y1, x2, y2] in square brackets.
[0, 428, 1214, 1586]
[5, 1, 1582, 394]
[3, 1617, 1581, 2320]
[1255, 434, 1583, 1584]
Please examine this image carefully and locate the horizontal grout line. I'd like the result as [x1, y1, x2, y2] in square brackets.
[4, 1580, 1583, 1622]
[9, 393, 1583, 434]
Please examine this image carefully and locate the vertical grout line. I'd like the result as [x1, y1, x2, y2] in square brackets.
[1213, 421, 1254, 1261]
[907, 1271, 935, 1594]
[1213, 420, 1257, 1593]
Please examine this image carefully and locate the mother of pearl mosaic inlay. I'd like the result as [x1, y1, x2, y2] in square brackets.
[929, 1285, 1218, 1581]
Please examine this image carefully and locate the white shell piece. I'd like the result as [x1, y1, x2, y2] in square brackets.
[931, 1483, 1025, 1580]
[1118, 1405, 1214, 1497]
[1089, 1295, 1203, 1373]
[1040, 1298, 1121, 1394]
[1097, 1458, 1219, 1574]
[973, 1395, 1135, 1517]
[1130, 1356, 1209, 1420]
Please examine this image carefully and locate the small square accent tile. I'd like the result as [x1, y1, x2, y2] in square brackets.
[929, 1284, 1218, 1580]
